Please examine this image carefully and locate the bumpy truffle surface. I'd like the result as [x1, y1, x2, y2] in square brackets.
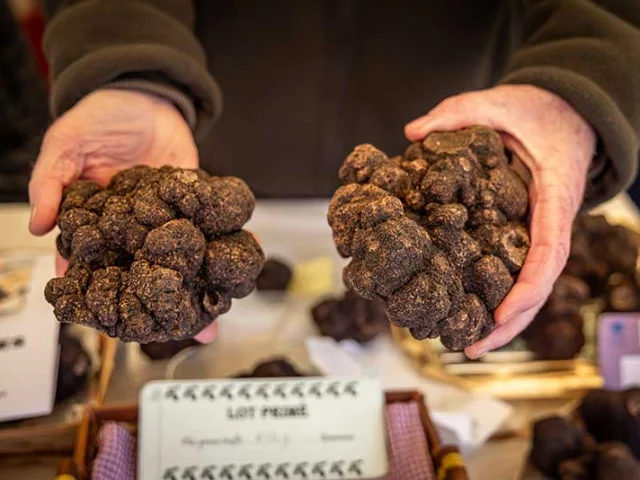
[328, 127, 530, 349]
[256, 258, 293, 291]
[312, 289, 389, 343]
[46, 167, 265, 343]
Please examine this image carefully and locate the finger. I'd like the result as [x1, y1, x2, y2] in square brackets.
[29, 141, 82, 235]
[194, 322, 218, 343]
[29, 175, 64, 236]
[465, 302, 542, 359]
[494, 181, 573, 326]
[55, 254, 69, 277]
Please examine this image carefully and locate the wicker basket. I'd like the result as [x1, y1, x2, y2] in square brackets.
[65, 390, 468, 480]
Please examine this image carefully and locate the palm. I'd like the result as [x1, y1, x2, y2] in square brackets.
[29, 90, 198, 235]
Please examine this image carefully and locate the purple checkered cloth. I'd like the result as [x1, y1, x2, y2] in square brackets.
[385, 401, 436, 480]
[92, 422, 136, 480]
[90, 401, 435, 480]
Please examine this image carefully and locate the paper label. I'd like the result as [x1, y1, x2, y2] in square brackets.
[0, 255, 60, 421]
[139, 378, 388, 480]
[620, 355, 640, 388]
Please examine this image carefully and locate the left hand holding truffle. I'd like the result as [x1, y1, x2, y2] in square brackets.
[406, 85, 596, 358]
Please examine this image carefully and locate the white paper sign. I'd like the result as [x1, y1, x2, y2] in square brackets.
[139, 378, 388, 480]
[620, 355, 640, 388]
[0, 255, 60, 421]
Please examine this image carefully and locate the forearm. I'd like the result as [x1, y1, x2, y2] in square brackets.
[43, 0, 221, 140]
[500, 0, 640, 207]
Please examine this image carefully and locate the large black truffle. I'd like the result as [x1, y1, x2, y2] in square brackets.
[45, 167, 265, 343]
[328, 127, 530, 350]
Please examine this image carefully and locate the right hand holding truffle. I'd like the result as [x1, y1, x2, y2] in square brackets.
[406, 85, 596, 358]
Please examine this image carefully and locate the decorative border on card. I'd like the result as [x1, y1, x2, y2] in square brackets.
[151, 380, 361, 402]
[162, 459, 365, 479]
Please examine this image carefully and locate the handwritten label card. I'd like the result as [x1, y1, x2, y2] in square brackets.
[139, 378, 388, 480]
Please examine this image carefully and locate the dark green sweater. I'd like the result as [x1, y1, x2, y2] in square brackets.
[42, 0, 640, 205]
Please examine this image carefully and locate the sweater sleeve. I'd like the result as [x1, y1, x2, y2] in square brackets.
[500, 0, 640, 208]
[42, 0, 222, 141]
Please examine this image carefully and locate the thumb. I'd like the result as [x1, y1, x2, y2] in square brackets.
[29, 141, 81, 236]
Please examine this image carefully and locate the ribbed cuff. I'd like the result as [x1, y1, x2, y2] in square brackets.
[103, 79, 198, 131]
[500, 66, 639, 209]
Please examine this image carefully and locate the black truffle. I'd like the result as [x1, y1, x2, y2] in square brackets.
[140, 338, 202, 360]
[55, 330, 91, 404]
[328, 127, 530, 350]
[312, 289, 389, 343]
[235, 358, 306, 378]
[256, 258, 293, 292]
[45, 167, 265, 343]
[530, 416, 587, 478]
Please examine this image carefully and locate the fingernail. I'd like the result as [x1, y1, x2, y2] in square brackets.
[474, 347, 488, 358]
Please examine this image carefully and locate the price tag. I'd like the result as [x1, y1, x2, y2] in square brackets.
[139, 378, 388, 480]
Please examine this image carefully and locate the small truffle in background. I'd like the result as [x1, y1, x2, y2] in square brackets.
[594, 443, 640, 480]
[312, 290, 389, 343]
[579, 388, 640, 459]
[140, 338, 202, 360]
[234, 358, 306, 378]
[605, 274, 640, 313]
[530, 416, 587, 478]
[55, 330, 91, 404]
[256, 258, 293, 292]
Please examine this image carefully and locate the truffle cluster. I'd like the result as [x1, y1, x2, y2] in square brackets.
[524, 214, 640, 360]
[312, 289, 389, 343]
[234, 358, 306, 378]
[328, 126, 530, 350]
[531, 388, 640, 479]
[45, 166, 265, 343]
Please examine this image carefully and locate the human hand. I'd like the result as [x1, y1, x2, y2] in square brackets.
[405, 84, 596, 359]
[29, 89, 217, 342]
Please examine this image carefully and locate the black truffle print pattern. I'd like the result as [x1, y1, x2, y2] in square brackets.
[45, 167, 265, 343]
[328, 126, 530, 350]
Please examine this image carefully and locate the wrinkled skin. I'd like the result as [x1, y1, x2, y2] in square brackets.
[45, 166, 265, 343]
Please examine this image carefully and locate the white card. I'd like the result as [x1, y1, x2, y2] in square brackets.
[620, 355, 640, 388]
[0, 255, 60, 421]
[139, 378, 388, 480]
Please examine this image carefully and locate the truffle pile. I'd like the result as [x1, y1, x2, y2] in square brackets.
[45, 166, 265, 343]
[524, 214, 640, 360]
[312, 289, 389, 343]
[530, 388, 640, 480]
[328, 126, 530, 350]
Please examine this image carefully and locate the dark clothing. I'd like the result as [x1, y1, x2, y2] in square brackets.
[42, 1, 640, 206]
